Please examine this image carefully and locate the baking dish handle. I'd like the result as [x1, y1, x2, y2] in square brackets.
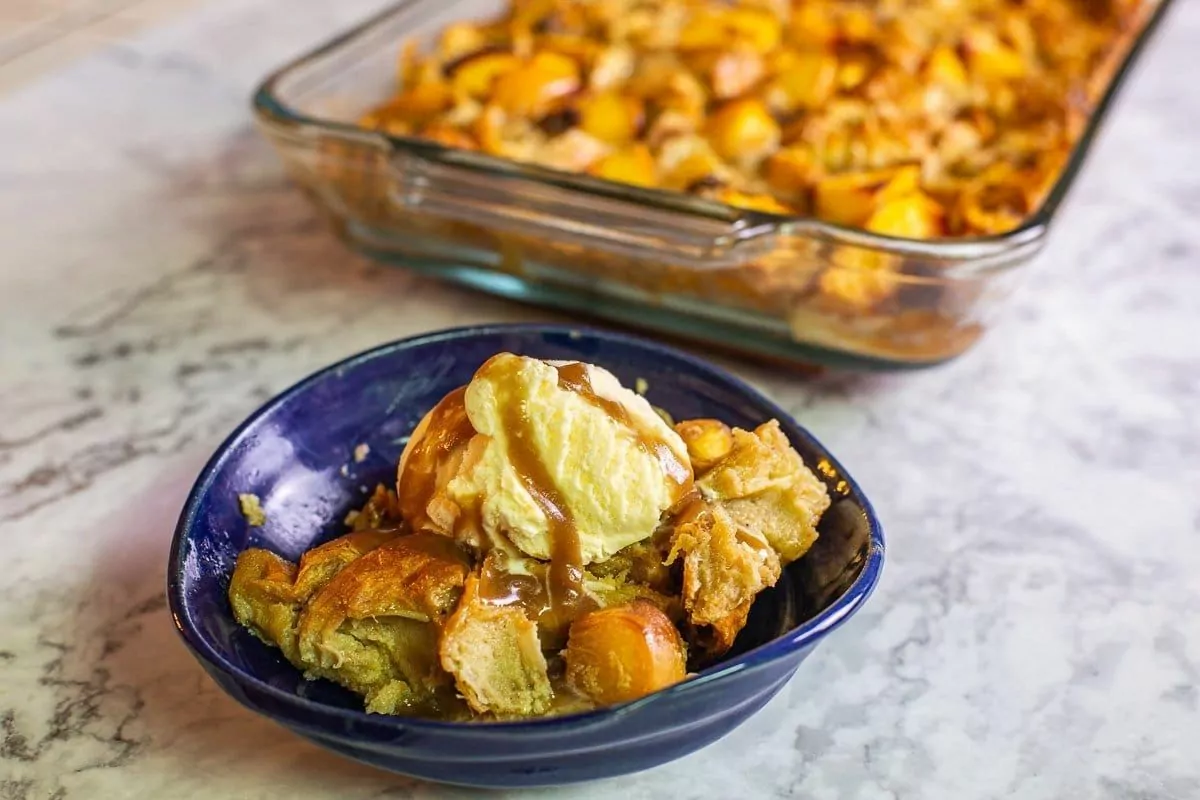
[387, 150, 777, 269]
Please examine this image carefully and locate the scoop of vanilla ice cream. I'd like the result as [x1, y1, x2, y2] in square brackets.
[447, 354, 691, 564]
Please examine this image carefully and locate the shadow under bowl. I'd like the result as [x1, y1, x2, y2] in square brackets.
[167, 323, 885, 788]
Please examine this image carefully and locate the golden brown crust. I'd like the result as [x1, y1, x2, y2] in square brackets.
[674, 418, 735, 473]
[667, 501, 781, 654]
[228, 548, 303, 663]
[697, 420, 829, 564]
[294, 534, 470, 713]
[297, 534, 471, 655]
[663, 419, 831, 655]
[358, 0, 1149, 240]
[564, 600, 687, 705]
[329, 0, 1152, 346]
[439, 574, 553, 717]
[293, 528, 400, 601]
[229, 532, 473, 715]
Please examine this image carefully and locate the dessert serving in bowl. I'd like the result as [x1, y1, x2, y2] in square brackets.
[168, 325, 884, 786]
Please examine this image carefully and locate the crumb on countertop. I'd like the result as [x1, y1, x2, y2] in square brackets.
[353, 443, 370, 463]
[238, 493, 266, 527]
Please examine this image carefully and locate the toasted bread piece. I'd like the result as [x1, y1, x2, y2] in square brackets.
[439, 574, 553, 717]
[228, 528, 403, 671]
[667, 501, 781, 655]
[228, 548, 304, 663]
[697, 420, 829, 564]
[295, 533, 471, 713]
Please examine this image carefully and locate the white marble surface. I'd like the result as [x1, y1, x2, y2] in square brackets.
[2, 0, 1199, 797]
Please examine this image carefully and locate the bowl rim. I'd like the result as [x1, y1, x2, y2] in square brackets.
[167, 323, 885, 732]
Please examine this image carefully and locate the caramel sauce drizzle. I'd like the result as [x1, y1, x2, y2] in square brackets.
[398, 386, 475, 532]
[554, 362, 692, 492]
[490, 357, 588, 616]
[454, 357, 693, 629]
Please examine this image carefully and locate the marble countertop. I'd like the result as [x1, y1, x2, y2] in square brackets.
[2, 0, 1198, 797]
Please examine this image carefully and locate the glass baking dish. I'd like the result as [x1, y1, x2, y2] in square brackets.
[252, 0, 1171, 368]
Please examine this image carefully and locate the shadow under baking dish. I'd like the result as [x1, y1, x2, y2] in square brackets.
[167, 323, 885, 788]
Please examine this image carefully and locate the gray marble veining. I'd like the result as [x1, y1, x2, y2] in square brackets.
[1, 0, 1198, 797]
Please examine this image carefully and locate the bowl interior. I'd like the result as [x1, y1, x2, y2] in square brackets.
[172, 325, 875, 715]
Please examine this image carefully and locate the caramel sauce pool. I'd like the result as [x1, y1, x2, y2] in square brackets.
[479, 555, 547, 614]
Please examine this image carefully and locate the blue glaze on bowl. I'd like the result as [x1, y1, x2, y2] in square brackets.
[167, 324, 885, 788]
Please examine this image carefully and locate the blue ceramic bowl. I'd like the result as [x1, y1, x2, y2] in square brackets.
[168, 324, 884, 788]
